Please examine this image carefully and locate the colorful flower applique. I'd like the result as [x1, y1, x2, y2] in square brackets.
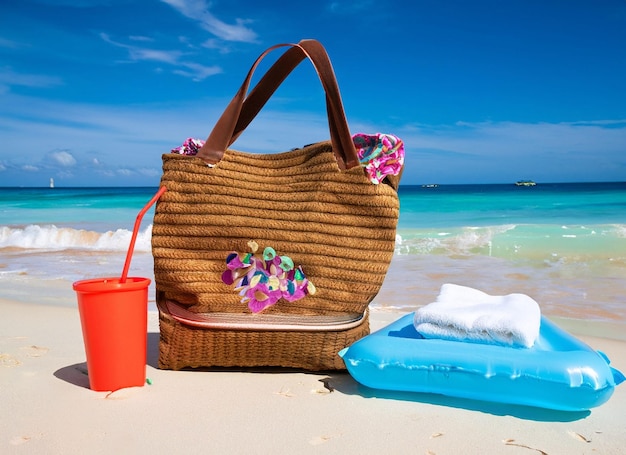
[352, 133, 405, 184]
[221, 241, 316, 313]
[171, 138, 205, 155]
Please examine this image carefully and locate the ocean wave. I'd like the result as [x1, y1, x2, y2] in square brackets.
[395, 223, 626, 261]
[614, 224, 626, 238]
[4, 222, 624, 262]
[0, 224, 153, 252]
[395, 225, 516, 256]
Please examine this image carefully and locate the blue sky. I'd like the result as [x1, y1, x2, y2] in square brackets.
[1, 0, 625, 187]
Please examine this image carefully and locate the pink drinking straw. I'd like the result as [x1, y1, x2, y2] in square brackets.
[120, 186, 167, 283]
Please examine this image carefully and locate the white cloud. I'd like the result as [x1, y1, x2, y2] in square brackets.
[1, 91, 624, 186]
[0, 67, 63, 92]
[100, 33, 221, 81]
[49, 150, 77, 167]
[161, 0, 257, 43]
[402, 120, 626, 157]
[127, 47, 183, 64]
[393, 120, 626, 183]
[97, 169, 116, 178]
[173, 61, 221, 81]
[129, 35, 154, 42]
[138, 168, 162, 178]
[201, 39, 232, 54]
[100, 33, 182, 64]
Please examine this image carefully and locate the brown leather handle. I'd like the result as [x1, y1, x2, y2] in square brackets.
[196, 40, 359, 170]
[231, 43, 347, 152]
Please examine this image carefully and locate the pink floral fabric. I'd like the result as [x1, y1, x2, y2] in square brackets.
[171, 138, 205, 155]
[353, 133, 405, 184]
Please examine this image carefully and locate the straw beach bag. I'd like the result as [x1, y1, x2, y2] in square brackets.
[152, 39, 403, 371]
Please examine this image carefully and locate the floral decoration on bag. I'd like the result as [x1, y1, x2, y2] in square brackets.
[221, 241, 316, 313]
[353, 133, 404, 184]
[171, 138, 205, 155]
[171, 133, 404, 184]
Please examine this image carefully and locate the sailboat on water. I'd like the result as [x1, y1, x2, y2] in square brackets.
[49, 177, 55, 189]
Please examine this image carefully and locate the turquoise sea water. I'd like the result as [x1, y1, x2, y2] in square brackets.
[397, 182, 626, 260]
[1, 183, 625, 321]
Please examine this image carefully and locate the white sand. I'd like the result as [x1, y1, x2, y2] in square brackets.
[1, 298, 625, 454]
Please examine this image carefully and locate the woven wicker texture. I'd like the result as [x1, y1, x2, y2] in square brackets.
[152, 142, 400, 370]
[152, 40, 401, 371]
[157, 303, 371, 371]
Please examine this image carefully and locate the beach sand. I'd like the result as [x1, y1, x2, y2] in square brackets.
[1, 298, 625, 454]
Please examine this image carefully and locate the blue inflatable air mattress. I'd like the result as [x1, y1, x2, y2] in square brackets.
[339, 313, 624, 411]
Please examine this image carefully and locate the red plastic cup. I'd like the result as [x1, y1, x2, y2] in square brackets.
[73, 277, 150, 391]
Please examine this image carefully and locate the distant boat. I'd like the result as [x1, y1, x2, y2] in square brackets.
[515, 180, 536, 187]
[422, 184, 439, 188]
[50, 178, 55, 189]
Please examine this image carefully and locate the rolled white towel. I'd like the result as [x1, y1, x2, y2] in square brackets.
[414, 283, 541, 348]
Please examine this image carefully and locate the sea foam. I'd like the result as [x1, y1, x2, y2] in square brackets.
[0, 224, 153, 252]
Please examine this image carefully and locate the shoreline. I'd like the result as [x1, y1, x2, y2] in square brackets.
[0, 251, 626, 334]
[2, 297, 625, 454]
